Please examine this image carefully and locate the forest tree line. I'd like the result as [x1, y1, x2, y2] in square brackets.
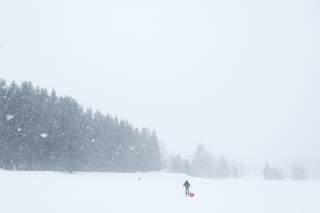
[0, 80, 161, 172]
[165, 144, 307, 180]
[165, 144, 244, 179]
[263, 163, 306, 180]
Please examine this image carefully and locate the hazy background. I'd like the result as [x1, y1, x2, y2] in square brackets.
[0, 0, 319, 172]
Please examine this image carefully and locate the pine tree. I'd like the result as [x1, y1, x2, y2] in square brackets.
[263, 163, 272, 180]
[190, 144, 216, 178]
[291, 164, 306, 180]
[216, 156, 230, 179]
[0, 80, 162, 172]
[271, 167, 284, 180]
[231, 165, 239, 178]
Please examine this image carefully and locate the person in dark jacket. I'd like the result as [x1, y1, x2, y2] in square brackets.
[183, 180, 191, 196]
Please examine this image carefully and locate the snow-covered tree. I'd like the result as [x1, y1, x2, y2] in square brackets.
[0, 79, 162, 172]
[216, 156, 230, 179]
[263, 163, 284, 180]
[291, 164, 306, 180]
[231, 165, 240, 178]
[263, 164, 272, 180]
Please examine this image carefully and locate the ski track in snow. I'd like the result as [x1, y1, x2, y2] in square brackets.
[0, 171, 319, 213]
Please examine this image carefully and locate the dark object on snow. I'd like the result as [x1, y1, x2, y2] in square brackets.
[183, 180, 191, 196]
[188, 192, 195, 197]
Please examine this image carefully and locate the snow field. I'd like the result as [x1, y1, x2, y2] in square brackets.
[0, 171, 319, 213]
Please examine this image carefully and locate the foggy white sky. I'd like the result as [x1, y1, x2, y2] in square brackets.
[0, 0, 319, 168]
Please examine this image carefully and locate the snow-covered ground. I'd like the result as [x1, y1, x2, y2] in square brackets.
[0, 171, 319, 213]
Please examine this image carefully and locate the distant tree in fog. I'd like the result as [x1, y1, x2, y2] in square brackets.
[189, 144, 233, 179]
[263, 164, 272, 180]
[183, 159, 190, 174]
[231, 165, 240, 178]
[168, 155, 183, 173]
[216, 156, 230, 179]
[271, 167, 284, 180]
[167, 155, 190, 174]
[291, 164, 306, 180]
[263, 163, 284, 180]
[164, 144, 239, 179]
[190, 144, 215, 178]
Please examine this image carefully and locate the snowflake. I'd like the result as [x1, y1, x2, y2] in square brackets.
[6, 114, 14, 121]
[40, 133, 48, 138]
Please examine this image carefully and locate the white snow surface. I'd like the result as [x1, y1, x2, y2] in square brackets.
[0, 171, 319, 213]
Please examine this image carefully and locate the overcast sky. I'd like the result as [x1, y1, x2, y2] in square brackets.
[1, 0, 319, 169]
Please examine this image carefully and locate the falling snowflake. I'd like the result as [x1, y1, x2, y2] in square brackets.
[91, 139, 96, 143]
[17, 128, 22, 132]
[40, 133, 48, 138]
[6, 114, 14, 121]
[130, 146, 135, 151]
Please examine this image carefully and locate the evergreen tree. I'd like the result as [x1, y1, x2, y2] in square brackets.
[216, 156, 230, 179]
[291, 164, 306, 180]
[190, 144, 216, 178]
[271, 167, 284, 180]
[263, 163, 284, 180]
[263, 163, 272, 180]
[0, 79, 162, 172]
[231, 165, 239, 178]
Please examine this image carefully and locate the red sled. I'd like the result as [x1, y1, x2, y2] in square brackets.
[188, 192, 195, 197]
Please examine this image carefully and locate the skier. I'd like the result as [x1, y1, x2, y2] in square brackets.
[183, 180, 191, 196]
